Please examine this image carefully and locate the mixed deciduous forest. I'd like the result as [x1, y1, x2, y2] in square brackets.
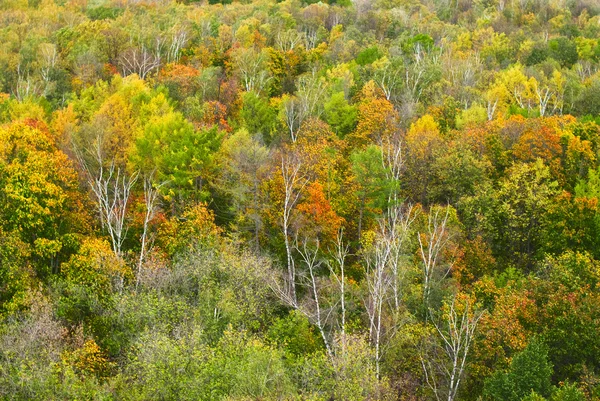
[1, 0, 600, 399]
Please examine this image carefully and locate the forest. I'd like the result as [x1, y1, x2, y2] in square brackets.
[1, 0, 600, 399]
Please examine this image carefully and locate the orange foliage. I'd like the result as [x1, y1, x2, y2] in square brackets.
[460, 120, 503, 156]
[453, 236, 496, 286]
[158, 63, 200, 96]
[512, 125, 561, 163]
[218, 76, 240, 113]
[103, 63, 119, 76]
[348, 81, 399, 148]
[192, 44, 214, 68]
[471, 282, 538, 379]
[297, 181, 345, 243]
[252, 30, 266, 48]
[295, 118, 344, 182]
[199, 101, 231, 132]
[160, 63, 200, 80]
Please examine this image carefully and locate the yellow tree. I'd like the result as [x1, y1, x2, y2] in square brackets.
[0, 120, 90, 277]
[405, 114, 444, 203]
[484, 76, 510, 121]
[496, 64, 535, 113]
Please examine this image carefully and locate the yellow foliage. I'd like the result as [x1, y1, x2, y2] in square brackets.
[61, 339, 114, 380]
[408, 114, 440, 136]
[61, 238, 128, 293]
[50, 104, 78, 148]
[157, 203, 222, 257]
[8, 99, 46, 122]
[95, 93, 140, 167]
[406, 114, 443, 165]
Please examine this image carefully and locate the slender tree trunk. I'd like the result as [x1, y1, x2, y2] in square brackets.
[357, 196, 365, 246]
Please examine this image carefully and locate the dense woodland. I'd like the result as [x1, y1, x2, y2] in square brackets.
[1, 0, 600, 399]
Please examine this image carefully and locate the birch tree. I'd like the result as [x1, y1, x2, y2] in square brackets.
[13, 64, 43, 101]
[326, 229, 350, 351]
[280, 95, 305, 143]
[75, 136, 139, 266]
[275, 29, 304, 52]
[295, 238, 333, 359]
[271, 236, 338, 361]
[422, 295, 485, 401]
[385, 203, 419, 310]
[364, 219, 393, 380]
[373, 58, 402, 102]
[418, 206, 456, 306]
[39, 43, 58, 86]
[497, 65, 533, 111]
[296, 70, 326, 119]
[280, 150, 309, 304]
[166, 27, 188, 64]
[531, 76, 553, 117]
[380, 131, 405, 206]
[136, 172, 163, 290]
[362, 201, 420, 378]
[232, 47, 271, 94]
[120, 45, 161, 79]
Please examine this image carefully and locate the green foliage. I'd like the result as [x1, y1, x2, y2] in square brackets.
[0, 299, 112, 400]
[298, 334, 392, 401]
[430, 144, 491, 204]
[522, 391, 548, 401]
[267, 310, 321, 357]
[239, 91, 278, 144]
[548, 37, 579, 68]
[575, 168, 600, 198]
[132, 112, 222, 202]
[121, 327, 294, 400]
[484, 338, 554, 401]
[460, 160, 559, 271]
[0, 229, 31, 315]
[526, 43, 549, 66]
[551, 383, 586, 401]
[323, 91, 358, 137]
[575, 79, 600, 117]
[54, 238, 125, 343]
[456, 104, 488, 129]
[351, 145, 395, 214]
[543, 251, 600, 292]
[87, 6, 123, 20]
[356, 47, 383, 66]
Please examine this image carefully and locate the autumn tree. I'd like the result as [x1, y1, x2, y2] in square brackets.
[347, 81, 399, 149]
[0, 121, 89, 277]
